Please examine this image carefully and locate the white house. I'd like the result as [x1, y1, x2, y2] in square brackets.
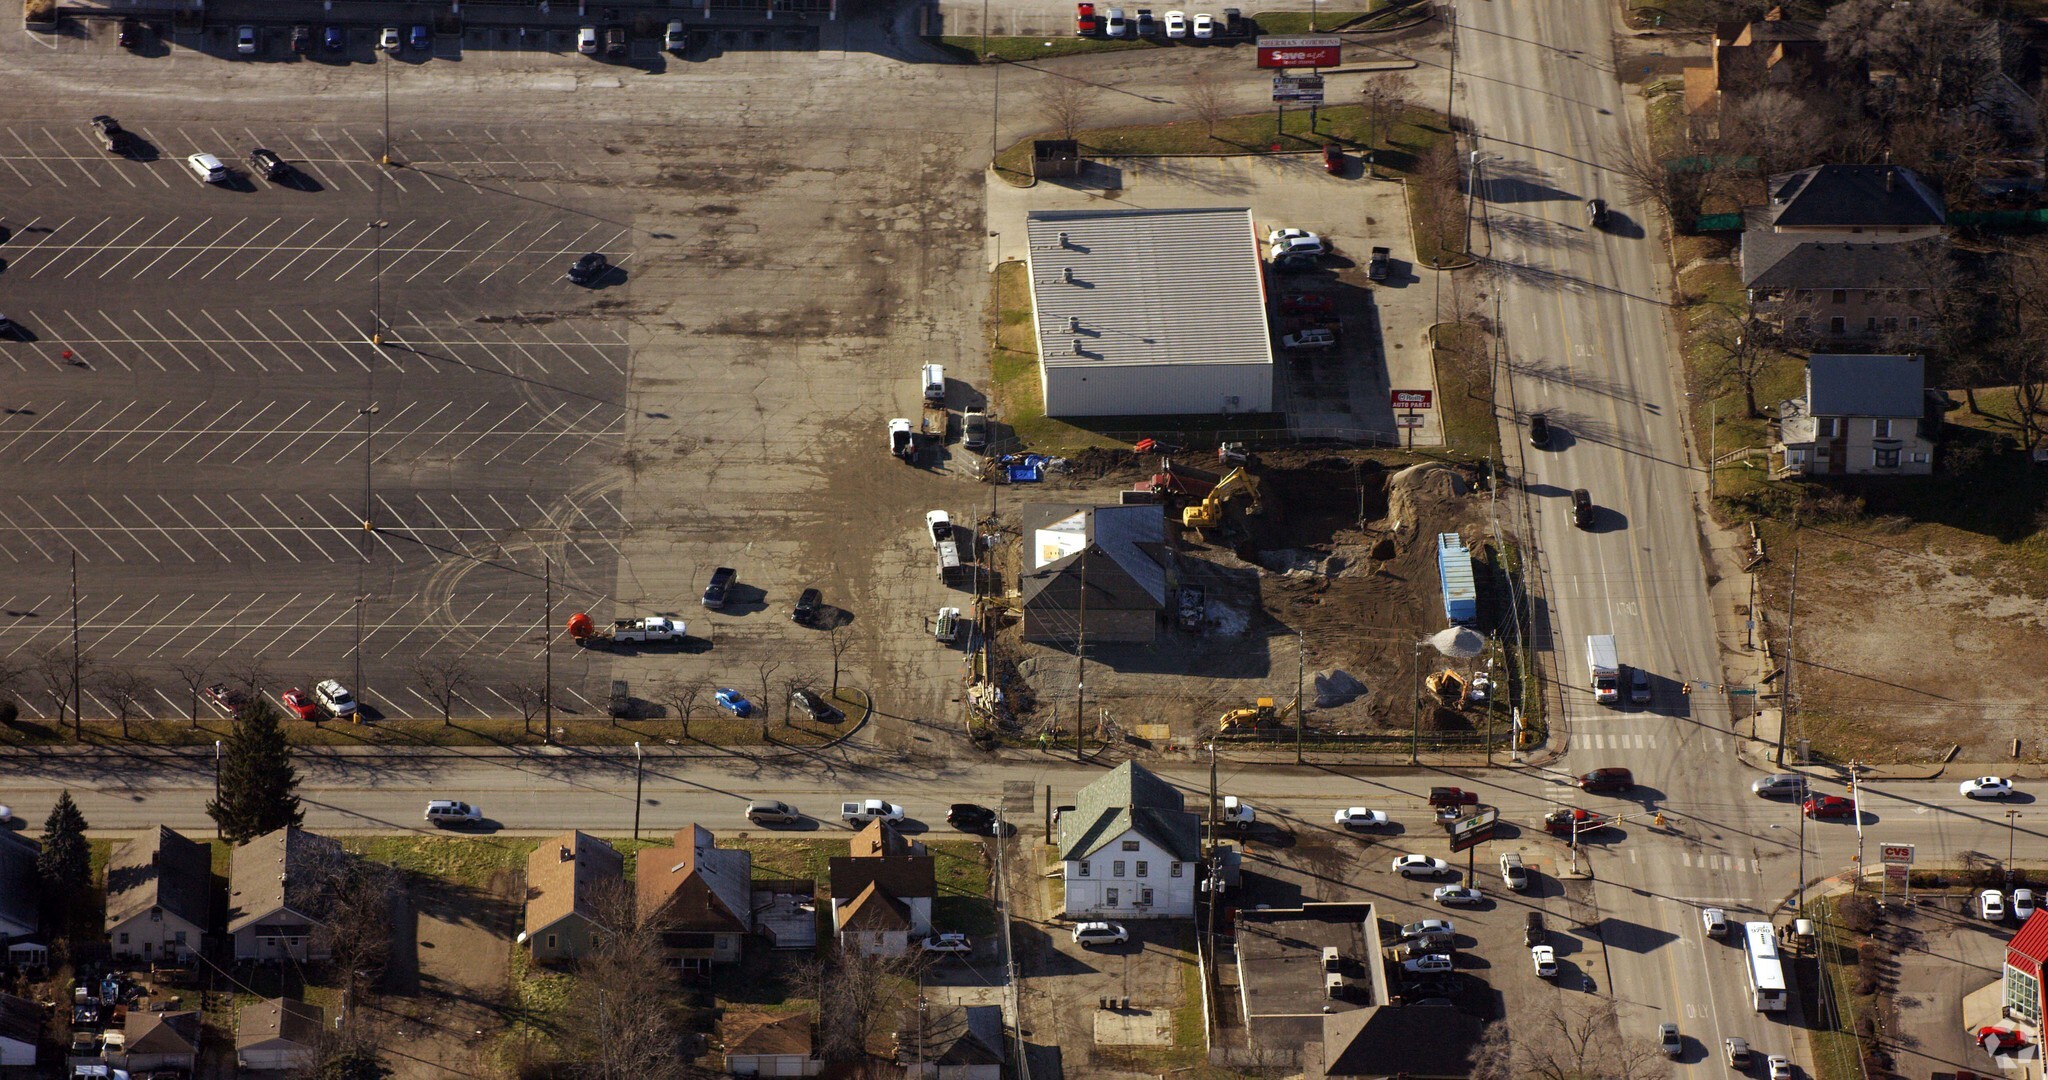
[1060, 762, 1202, 919]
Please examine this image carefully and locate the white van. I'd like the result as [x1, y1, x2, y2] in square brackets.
[921, 363, 946, 403]
[186, 153, 229, 184]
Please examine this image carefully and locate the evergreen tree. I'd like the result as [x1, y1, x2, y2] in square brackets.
[36, 791, 90, 909]
[207, 700, 303, 843]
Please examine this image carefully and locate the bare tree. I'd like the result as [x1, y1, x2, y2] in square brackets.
[1717, 89, 1823, 180]
[1359, 72, 1415, 148]
[169, 658, 215, 727]
[36, 646, 91, 734]
[1604, 133, 1704, 228]
[228, 655, 273, 702]
[96, 669, 153, 739]
[827, 623, 856, 693]
[1184, 70, 1231, 138]
[1036, 79, 1099, 141]
[410, 656, 471, 727]
[0, 658, 28, 718]
[1502, 1002, 1666, 1080]
[799, 948, 910, 1064]
[1822, 0, 1991, 114]
[1415, 140, 1468, 264]
[754, 658, 785, 727]
[508, 680, 548, 736]
[1699, 308, 1778, 418]
[654, 677, 705, 739]
[324, 857, 399, 1010]
[575, 879, 690, 1080]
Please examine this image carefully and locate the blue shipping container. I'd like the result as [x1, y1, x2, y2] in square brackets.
[1437, 532, 1477, 624]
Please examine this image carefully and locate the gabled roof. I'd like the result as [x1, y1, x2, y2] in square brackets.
[0, 833, 38, 938]
[2008, 909, 2048, 966]
[829, 854, 936, 905]
[525, 831, 624, 938]
[236, 998, 323, 1050]
[907, 1004, 1006, 1067]
[1059, 761, 1202, 862]
[1317, 1005, 1485, 1079]
[1766, 165, 1945, 228]
[838, 881, 913, 931]
[0, 993, 39, 1047]
[228, 827, 341, 934]
[636, 825, 750, 934]
[107, 826, 212, 933]
[850, 820, 923, 859]
[722, 1012, 814, 1058]
[1018, 504, 1172, 613]
[1741, 235, 1946, 289]
[1807, 354, 1926, 417]
[124, 1009, 200, 1055]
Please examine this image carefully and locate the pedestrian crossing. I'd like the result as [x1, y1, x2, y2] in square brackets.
[1573, 731, 1731, 753]
[1620, 846, 1763, 875]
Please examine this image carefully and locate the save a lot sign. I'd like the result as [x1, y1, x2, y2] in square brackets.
[1256, 35, 1341, 68]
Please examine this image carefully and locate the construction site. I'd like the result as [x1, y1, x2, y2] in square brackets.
[965, 447, 1528, 753]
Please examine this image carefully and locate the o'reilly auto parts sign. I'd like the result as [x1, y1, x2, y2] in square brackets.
[1257, 35, 1340, 68]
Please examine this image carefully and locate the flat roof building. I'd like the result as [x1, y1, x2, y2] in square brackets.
[1025, 208, 1273, 419]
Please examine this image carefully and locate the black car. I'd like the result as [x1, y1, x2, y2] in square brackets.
[291, 25, 312, 54]
[249, 148, 290, 181]
[701, 566, 736, 609]
[1571, 488, 1594, 529]
[567, 252, 609, 286]
[1528, 411, 1550, 448]
[1222, 7, 1244, 34]
[791, 587, 822, 625]
[118, 19, 140, 48]
[1586, 198, 1609, 228]
[1270, 252, 1319, 274]
[90, 115, 129, 153]
[948, 802, 998, 833]
[1578, 766, 1633, 793]
[1135, 8, 1156, 34]
[324, 25, 346, 51]
[789, 688, 843, 723]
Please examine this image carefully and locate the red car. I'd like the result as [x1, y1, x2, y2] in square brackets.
[1544, 808, 1610, 836]
[1803, 795, 1854, 820]
[204, 683, 248, 712]
[1428, 786, 1479, 808]
[280, 688, 318, 721]
[1076, 2, 1099, 34]
[1322, 143, 1343, 175]
[1278, 293, 1335, 316]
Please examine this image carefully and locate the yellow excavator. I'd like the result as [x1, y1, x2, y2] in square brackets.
[1182, 467, 1262, 529]
[1219, 696, 1297, 733]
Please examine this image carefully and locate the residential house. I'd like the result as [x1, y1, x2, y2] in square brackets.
[236, 998, 323, 1072]
[828, 821, 935, 957]
[523, 830, 624, 964]
[228, 827, 343, 962]
[105, 825, 211, 963]
[1683, 9, 1833, 126]
[1019, 503, 1175, 645]
[0, 833, 37, 945]
[636, 824, 751, 972]
[1059, 761, 1201, 919]
[897, 1003, 1005, 1080]
[1774, 354, 1935, 476]
[0, 993, 38, 1066]
[719, 1012, 821, 1078]
[1741, 165, 1948, 343]
[111, 1009, 201, 1073]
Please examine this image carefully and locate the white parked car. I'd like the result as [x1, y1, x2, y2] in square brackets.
[1531, 944, 1557, 977]
[578, 26, 600, 53]
[1192, 12, 1214, 36]
[2015, 889, 2037, 920]
[1982, 889, 2008, 921]
[1399, 919, 1453, 939]
[237, 25, 259, 53]
[314, 678, 358, 719]
[1701, 907, 1728, 937]
[921, 933, 972, 954]
[1163, 10, 1188, 37]
[1073, 921, 1128, 947]
[1267, 228, 1327, 256]
[1334, 807, 1389, 829]
[1766, 1054, 1793, 1079]
[1962, 776, 2015, 799]
[1281, 329, 1337, 350]
[381, 27, 402, 52]
[665, 20, 688, 51]
[1392, 854, 1451, 879]
[1402, 954, 1453, 973]
[424, 800, 482, 826]
[1433, 885, 1484, 907]
[185, 153, 229, 185]
[1104, 7, 1128, 35]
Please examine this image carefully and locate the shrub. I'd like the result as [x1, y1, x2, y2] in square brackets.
[1837, 894, 1879, 934]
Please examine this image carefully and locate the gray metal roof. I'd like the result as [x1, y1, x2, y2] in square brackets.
[1017, 503, 1172, 611]
[1766, 165, 1945, 228]
[1807, 354, 1925, 417]
[1025, 208, 1273, 371]
[1742, 235, 1946, 289]
[1059, 761, 1201, 862]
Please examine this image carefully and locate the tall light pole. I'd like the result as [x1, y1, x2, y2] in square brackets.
[2008, 810, 2022, 884]
[213, 739, 223, 804]
[355, 405, 379, 700]
[633, 742, 644, 841]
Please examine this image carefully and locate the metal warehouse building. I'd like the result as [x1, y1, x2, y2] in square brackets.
[1025, 208, 1273, 419]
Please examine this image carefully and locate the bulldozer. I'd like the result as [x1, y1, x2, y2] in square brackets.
[1182, 467, 1262, 530]
[1218, 696, 1298, 733]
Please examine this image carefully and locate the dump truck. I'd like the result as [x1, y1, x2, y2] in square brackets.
[1586, 634, 1619, 705]
[566, 613, 682, 646]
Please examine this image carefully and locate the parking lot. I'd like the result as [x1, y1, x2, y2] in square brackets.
[0, 20, 988, 729]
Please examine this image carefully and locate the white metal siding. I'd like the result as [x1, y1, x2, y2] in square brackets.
[1042, 359, 1272, 418]
[1063, 831, 1196, 918]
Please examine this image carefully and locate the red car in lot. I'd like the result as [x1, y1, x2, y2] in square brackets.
[280, 688, 318, 721]
[1803, 794, 1854, 820]
[1323, 143, 1343, 175]
[1544, 808, 1610, 836]
[1278, 292, 1335, 316]
[1076, 2, 1099, 33]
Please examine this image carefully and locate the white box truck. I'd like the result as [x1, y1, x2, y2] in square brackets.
[1586, 634, 1619, 705]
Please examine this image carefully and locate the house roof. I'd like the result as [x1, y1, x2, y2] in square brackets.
[1807, 354, 1926, 417]
[524, 830, 625, 939]
[838, 881, 913, 932]
[907, 1004, 1005, 1067]
[1741, 235, 1946, 289]
[2009, 910, 2048, 968]
[0, 993, 40, 1047]
[850, 820, 923, 859]
[1765, 165, 1945, 228]
[106, 826, 212, 934]
[1059, 761, 1202, 862]
[828, 854, 936, 906]
[0, 832, 38, 938]
[1024, 208, 1274, 373]
[236, 998, 324, 1051]
[636, 825, 750, 934]
[1018, 503, 1172, 615]
[228, 827, 341, 934]
[1317, 1005, 1486, 1079]
[124, 1009, 201, 1055]
[722, 1012, 814, 1058]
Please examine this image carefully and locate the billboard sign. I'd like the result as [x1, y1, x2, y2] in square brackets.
[1257, 35, 1341, 68]
[1391, 389, 1435, 409]
[1271, 75, 1325, 103]
[1880, 843, 1915, 865]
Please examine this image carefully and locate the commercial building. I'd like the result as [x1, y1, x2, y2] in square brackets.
[1019, 503, 1174, 645]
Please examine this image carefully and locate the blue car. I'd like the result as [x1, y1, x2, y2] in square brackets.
[409, 25, 431, 50]
[324, 26, 345, 51]
[714, 688, 752, 717]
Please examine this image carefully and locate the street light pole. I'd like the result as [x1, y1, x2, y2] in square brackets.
[213, 739, 222, 804]
[633, 742, 644, 841]
[2009, 810, 2022, 883]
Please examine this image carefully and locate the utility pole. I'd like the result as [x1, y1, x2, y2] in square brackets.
[2009, 810, 2022, 884]
[1295, 630, 1305, 764]
[1409, 640, 1423, 765]
[69, 550, 81, 735]
[633, 742, 644, 841]
[1074, 554, 1088, 763]
[1776, 547, 1799, 766]
[543, 556, 554, 744]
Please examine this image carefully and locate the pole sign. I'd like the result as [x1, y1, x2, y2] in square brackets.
[1880, 843, 1914, 865]
[1395, 413, 1424, 428]
[1391, 389, 1434, 409]
[1257, 35, 1341, 68]
[1271, 75, 1325, 103]
[1445, 807, 1498, 852]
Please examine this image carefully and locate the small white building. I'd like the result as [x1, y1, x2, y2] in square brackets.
[1060, 762, 1202, 919]
[1026, 208, 1274, 419]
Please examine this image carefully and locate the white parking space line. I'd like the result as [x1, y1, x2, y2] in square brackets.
[15, 495, 92, 561]
[26, 215, 113, 279]
[230, 218, 319, 280]
[403, 219, 491, 282]
[230, 310, 307, 373]
[200, 310, 279, 373]
[53, 311, 128, 371]
[0, 502, 53, 561]
[328, 493, 405, 562]
[211, 593, 306, 659]
[161, 217, 251, 281]
[295, 222, 376, 282]
[223, 401, 314, 465]
[153, 495, 235, 561]
[114, 594, 200, 658]
[444, 401, 538, 462]
[113, 495, 190, 561]
[116, 400, 209, 464]
[7, 127, 68, 187]
[338, 130, 399, 191]
[558, 321, 630, 376]
[59, 217, 148, 280]
[193, 217, 290, 280]
[127, 218, 217, 279]
[224, 493, 303, 562]
[300, 129, 372, 192]
[84, 495, 165, 564]
[248, 593, 344, 658]
[256, 493, 338, 560]
[467, 222, 539, 285]
[43, 400, 135, 463]
[91, 216, 183, 278]
[43, 126, 103, 189]
[191, 401, 280, 465]
[98, 311, 176, 372]
[371, 400, 455, 462]
[281, 600, 366, 659]
[86, 400, 175, 462]
[372, 495, 442, 563]
[263, 219, 350, 282]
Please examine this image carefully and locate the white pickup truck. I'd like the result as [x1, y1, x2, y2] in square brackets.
[1221, 796, 1256, 828]
[1499, 851, 1529, 891]
[840, 799, 906, 824]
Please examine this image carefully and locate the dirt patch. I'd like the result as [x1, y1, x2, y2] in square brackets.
[369, 868, 522, 1080]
